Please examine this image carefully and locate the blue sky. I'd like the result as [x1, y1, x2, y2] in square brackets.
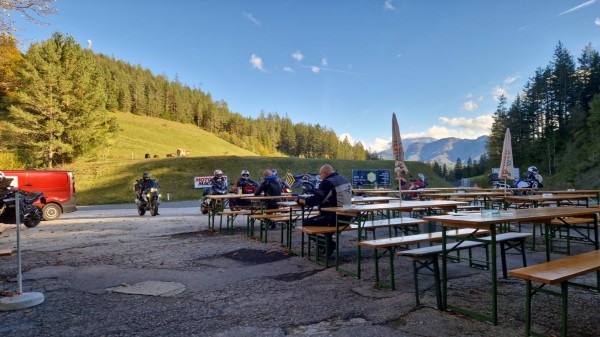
[10, 0, 600, 152]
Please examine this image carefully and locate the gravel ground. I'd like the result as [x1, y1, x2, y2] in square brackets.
[1, 201, 599, 337]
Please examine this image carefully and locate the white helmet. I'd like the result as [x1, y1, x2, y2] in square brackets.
[527, 166, 538, 174]
[241, 169, 250, 177]
[270, 169, 277, 175]
[214, 169, 223, 177]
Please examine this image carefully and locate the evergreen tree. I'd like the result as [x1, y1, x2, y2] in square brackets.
[2, 32, 117, 167]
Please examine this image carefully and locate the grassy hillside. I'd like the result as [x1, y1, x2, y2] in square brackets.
[94, 111, 259, 160]
[60, 112, 448, 205]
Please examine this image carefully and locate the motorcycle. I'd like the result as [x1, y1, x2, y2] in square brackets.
[200, 178, 229, 214]
[135, 179, 161, 216]
[490, 173, 542, 195]
[401, 173, 427, 200]
[0, 187, 46, 228]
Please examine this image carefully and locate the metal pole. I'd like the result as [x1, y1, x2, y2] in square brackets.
[15, 191, 22, 294]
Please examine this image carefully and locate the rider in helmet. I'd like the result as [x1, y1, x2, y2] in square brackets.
[527, 166, 544, 187]
[135, 173, 154, 201]
[236, 169, 258, 194]
[212, 169, 225, 185]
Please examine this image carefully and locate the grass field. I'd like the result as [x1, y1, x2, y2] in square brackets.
[52, 112, 448, 205]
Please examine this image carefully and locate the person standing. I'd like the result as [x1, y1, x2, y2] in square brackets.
[298, 164, 352, 257]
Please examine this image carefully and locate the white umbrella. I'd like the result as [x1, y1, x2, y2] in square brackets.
[499, 128, 515, 187]
[392, 113, 409, 201]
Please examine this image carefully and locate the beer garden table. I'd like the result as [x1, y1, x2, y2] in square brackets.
[422, 207, 599, 325]
[320, 200, 469, 278]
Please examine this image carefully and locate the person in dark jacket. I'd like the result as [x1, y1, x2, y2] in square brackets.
[299, 164, 352, 257]
[254, 169, 282, 210]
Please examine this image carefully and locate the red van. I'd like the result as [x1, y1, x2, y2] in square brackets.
[2, 170, 77, 221]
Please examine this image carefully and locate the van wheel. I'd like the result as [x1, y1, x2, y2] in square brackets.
[42, 203, 62, 221]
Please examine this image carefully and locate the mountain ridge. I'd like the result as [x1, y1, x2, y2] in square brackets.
[377, 136, 488, 166]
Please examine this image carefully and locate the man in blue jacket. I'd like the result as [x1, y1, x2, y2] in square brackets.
[299, 164, 352, 257]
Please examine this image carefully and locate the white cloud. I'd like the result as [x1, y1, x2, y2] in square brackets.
[462, 100, 478, 111]
[292, 50, 304, 61]
[283, 66, 294, 73]
[311, 66, 321, 73]
[347, 114, 494, 153]
[493, 85, 510, 101]
[404, 115, 493, 140]
[321, 57, 328, 66]
[243, 12, 261, 26]
[490, 74, 520, 101]
[367, 137, 392, 153]
[249, 54, 265, 72]
[504, 75, 519, 85]
[384, 0, 395, 11]
[595, 17, 600, 25]
[557, 0, 596, 16]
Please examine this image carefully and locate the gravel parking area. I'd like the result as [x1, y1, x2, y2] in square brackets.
[1, 201, 599, 336]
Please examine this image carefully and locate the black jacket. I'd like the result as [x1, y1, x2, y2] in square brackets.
[254, 175, 282, 209]
[304, 172, 352, 226]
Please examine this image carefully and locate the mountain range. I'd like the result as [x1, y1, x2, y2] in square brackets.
[377, 136, 489, 167]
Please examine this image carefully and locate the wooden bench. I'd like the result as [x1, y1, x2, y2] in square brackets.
[397, 232, 532, 308]
[532, 216, 598, 256]
[295, 217, 427, 267]
[358, 228, 491, 290]
[508, 250, 600, 337]
[296, 225, 355, 267]
[217, 209, 251, 234]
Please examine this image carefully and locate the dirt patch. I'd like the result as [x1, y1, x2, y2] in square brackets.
[222, 248, 292, 265]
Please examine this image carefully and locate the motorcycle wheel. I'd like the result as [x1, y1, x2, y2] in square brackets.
[138, 207, 146, 216]
[23, 207, 42, 228]
[151, 201, 159, 216]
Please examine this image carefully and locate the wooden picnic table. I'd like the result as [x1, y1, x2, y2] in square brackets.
[420, 191, 510, 209]
[423, 206, 599, 325]
[319, 200, 469, 278]
[503, 193, 594, 208]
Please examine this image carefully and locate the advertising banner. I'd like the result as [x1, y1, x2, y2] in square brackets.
[194, 176, 228, 189]
[352, 169, 391, 188]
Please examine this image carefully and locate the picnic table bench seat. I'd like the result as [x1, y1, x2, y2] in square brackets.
[394, 231, 531, 308]
[508, 250, 600, 337]
[358, 228, 491, 291]
[294, 217, 425, 267]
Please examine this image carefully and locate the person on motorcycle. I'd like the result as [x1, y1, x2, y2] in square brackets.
[236, 170, 257, 193]
[527, 166, 544, 188]
[211, 169, 226, 189]
[135, 173, 154, 202]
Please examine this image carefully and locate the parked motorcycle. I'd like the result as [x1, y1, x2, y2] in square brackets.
[0, 187, 46, 228]
[490, 167, 542, 195]
[200, 179, 229, 214]
[135, 179, 161, 216]
[400, 173, 427, 200]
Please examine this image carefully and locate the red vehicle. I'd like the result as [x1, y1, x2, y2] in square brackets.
[2, 170, 77, 221]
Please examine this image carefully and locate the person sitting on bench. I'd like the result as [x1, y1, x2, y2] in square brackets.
[298, 164, 352, 257]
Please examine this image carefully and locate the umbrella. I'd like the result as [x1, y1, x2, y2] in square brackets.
[498, 128, 515, 183]
[392, 113, 409, 201]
